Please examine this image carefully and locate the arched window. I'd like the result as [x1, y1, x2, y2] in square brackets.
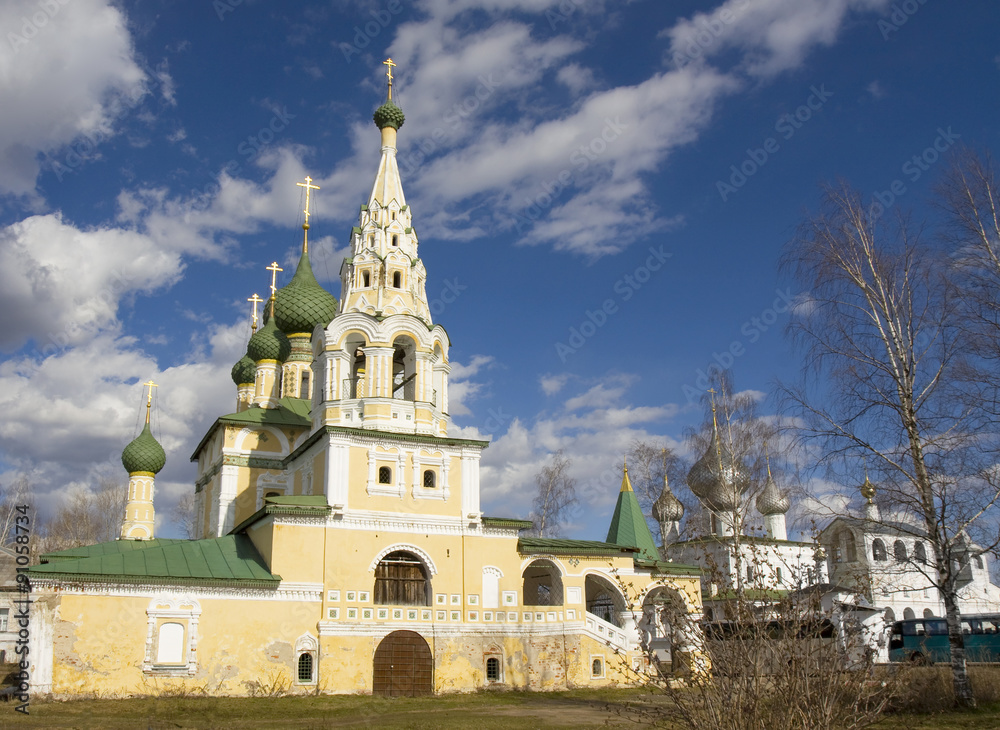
[486, 656, 501, 682]
[885, 607, 895, 623]
[378, 466, 392, 485]
[362, 271, 371, 287]
[392, 234, 399, 246]
[423, 470, 436, 488]
[297, 652, 314, 683]
[894, 540, 907, 562]
[923, 608, 935, 619]
[393, 271, 402, 288]
[264, 490, 281, 499]
[591, 657, 604, 678]
[844, 532, 857, 562]
[903, 607, 915, 621]
[872, 539, 887, 561]
[522, 559, 563, 606]
[974, 554, 984, 570]
[300, 370, 310, 399]
[375, 551, 430, 606]
[156, 622, 184, 665]
[914, 541, 927, 564]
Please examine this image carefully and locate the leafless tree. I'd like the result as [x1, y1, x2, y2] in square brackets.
[39, 478, 128, 553]
[781, 182, 1000, 708]
[0, 476, 34, 550]
[528, 450, 577, 538]
[171, 492, 198, 539]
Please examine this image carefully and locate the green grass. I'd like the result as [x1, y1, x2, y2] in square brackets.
[3, 687, 999, 729]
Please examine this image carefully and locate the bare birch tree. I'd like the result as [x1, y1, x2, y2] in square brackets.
[529, 450, 577, 538]
[781, 183, 1000, 708]
[39, 477, 128, 553]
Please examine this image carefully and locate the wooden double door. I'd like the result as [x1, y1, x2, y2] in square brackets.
[373, 630, 433, 697]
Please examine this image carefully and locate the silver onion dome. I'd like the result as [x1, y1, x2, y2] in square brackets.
[653, 475, 684, 523]
[756, 473, 790, 516]
[686, 420, 749, 511]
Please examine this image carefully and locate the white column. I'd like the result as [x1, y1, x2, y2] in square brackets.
[218, 464, 239, 535]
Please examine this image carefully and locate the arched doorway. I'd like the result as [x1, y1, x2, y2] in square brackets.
[639, 586, 686, 673]
[373, 630, 433, 696]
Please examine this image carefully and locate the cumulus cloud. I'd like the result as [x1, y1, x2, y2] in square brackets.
[0, 0, 146, 197]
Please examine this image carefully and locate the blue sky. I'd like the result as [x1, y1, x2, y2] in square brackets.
[1, 0, 998, 540]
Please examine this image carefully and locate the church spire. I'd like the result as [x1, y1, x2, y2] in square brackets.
[339, 60, 432, 323]
[606, 461, 660, 561]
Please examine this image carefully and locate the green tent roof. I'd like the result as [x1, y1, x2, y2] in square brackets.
[605, 467, 660, 561]
[27, 534, 280, 588]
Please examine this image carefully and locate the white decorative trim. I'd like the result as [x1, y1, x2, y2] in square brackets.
[143, 596, 202, 675]
[276, 508, 481, 536]
[256, 472, 292, 511]
[29, 581, 314, 602]
[368, 543, 438, 575]
[232, 426, 291, 456]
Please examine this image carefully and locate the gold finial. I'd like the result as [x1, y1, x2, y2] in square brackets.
[764, 440, 772, 478]
[383, 58, 397, 101]
[247, 293, 263, 333]
[296, 175, 321, 254]
[266, 262, 284, 296]
[142, 380, 158, 424]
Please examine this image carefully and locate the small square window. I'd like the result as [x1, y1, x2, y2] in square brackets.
[468, 611, 479, 622]
[486, 657, 501, 682]
[393, 609, 403, 620]
[451, 611, 461, 621]
[503, 591, 517, 606]
[436, 594, 447, 605]
[346, 591, 356, 602]
[591, 656, 605, 679]
[358, 591, 370, 602]
[468, 595, 479, 605]
[483, 612, 493, 622]
[347, 608, 358, 619]
[328, 590, 340, 602]
[451, 594, 461, 605]
[535, 612, 544, 622]
[423, 470, 436, 488]
[328, 608, 340, 619]
[523, 612, 532, 622]
[298, 653, 315, 684]
[408, 609, 418, 620]
[437, 610, 446, 621]
[378, 608, 389, 620]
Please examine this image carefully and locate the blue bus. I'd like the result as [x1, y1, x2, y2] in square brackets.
[888, 614, 1000, 663]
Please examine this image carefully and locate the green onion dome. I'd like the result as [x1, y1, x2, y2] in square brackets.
[373, 101, 405, 130]
[274, 251, 338, 335]
[122, 422, 166, 475]
[231, 353, 256, 385]
[247, 303, 291, 363]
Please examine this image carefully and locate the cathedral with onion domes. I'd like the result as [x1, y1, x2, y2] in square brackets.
[21, 63, 705, 698]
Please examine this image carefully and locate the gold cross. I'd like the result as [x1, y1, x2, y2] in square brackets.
[266, 262, 284, 295]
[297, 176, 321, 227]
[248, 293, 263, 332]
[143, 380, 158, 406]
[383, 58, 396, 100]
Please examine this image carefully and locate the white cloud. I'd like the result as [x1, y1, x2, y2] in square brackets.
[0, 0, 146, 196]
[0, 213, 185, 353]
[664, 0, 893, 78]
[0, 320, 245, 525]
[867, 80, 886, 99]
[539, 373, 569, 396]
[448, 355, 495, 417]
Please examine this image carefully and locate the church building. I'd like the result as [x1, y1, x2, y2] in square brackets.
[23, 66, 703, 698]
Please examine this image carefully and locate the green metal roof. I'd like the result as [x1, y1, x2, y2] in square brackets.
[482, 516, 534, 530]
[518, 537, 639, 557]
[40, 538, 188, 563]
[605, 468, 660, 561]
[633, 557, 703, 576]
[231, 494, 332, 534]
[27, 534, 280, 587]
[191, 398, 311, 460]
